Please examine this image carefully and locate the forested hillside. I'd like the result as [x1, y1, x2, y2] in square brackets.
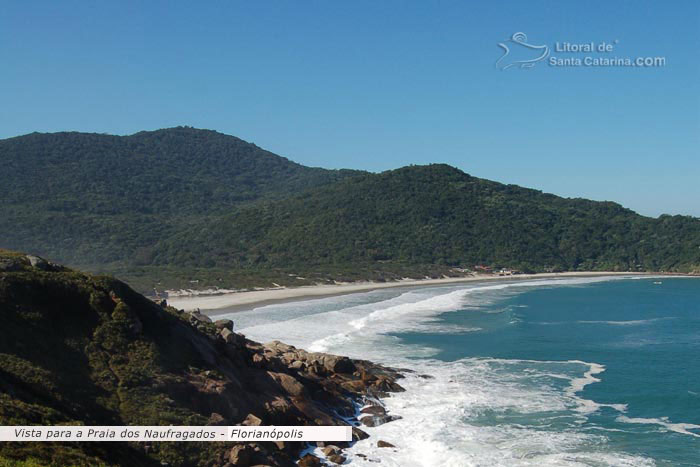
[154, 164, 700, 274]
[0, 127, 359, 268]
[1, 128, 698, 292]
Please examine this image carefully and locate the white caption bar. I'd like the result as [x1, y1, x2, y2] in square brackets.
[0, 426, 352, 442]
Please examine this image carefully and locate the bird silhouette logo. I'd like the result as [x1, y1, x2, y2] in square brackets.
[496, 32, 549, 70]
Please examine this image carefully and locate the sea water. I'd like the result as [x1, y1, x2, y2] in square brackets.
[216, 277, 700, 466]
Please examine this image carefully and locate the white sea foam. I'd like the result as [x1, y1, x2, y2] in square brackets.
[347, 288, 472, 331]
[535, 318, 673, 326]
[342, 359, 647, 466]
[234, 276, 654, 465]
[576, 318, 673, 326]
[616, 416, 700, 438]
[236, 276, 627, 354]
[563, 360, 627, 414]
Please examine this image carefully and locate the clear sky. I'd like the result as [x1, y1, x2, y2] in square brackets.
[2, 1, 698, 217]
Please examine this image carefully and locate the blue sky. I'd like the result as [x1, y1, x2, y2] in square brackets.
[2, 1, 698, 217]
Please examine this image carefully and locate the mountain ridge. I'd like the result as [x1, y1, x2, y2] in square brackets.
[1, 127, 698, 292]
[158, 162, 700, 274]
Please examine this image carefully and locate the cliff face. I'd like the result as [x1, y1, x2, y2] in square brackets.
[0, 250, 403, 466]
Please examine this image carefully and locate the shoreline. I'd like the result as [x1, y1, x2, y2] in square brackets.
[165, 271, 660, 315]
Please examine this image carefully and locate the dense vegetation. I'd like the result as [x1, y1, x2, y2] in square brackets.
[0, 251, 226, 466]
[1, 128, 698, 293]
[0, 127, 358, 269]
[0, 250, 400, 466]
[156, 164, 700, 274]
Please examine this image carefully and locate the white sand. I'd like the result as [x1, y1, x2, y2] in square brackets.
[165, 272, 646, 314]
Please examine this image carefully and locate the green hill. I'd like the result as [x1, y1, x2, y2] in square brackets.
[0, 127, 359, 268]
[1, 128, 698, 292]
[154, 164, 700, 276]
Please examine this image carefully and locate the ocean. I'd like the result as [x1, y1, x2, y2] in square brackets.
[216, 276, 700, 466]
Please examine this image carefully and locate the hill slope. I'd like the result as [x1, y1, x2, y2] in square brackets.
[0, 127, 359, 267]
[155, 164, 700, 275]
[0, 250, 402, 466]
[1, 128, 698, 292]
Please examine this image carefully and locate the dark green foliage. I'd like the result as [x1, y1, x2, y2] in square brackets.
[0, 127, 359, 268]
[155, 164, 700, 275]
[0, 252, 399, 467]
[0, 253, 235, 466]
[1, 129, 699, 293]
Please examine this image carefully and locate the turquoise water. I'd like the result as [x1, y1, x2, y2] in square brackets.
[394, 278, 700, 466]
[225, 276, 700, 466]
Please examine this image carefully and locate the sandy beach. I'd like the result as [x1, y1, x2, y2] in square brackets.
[165, 271, 650, 315]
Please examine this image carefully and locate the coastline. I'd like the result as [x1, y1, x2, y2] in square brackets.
[165, 271, 654, 315]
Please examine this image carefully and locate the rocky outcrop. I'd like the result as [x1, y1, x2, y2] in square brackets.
[360, 405, 386, 416]
[327, 453, 347, 464]
[187, 308, 212, 324]
[360, 414, 402, 427]
[228, 444, 255, 464]
[0, 251, 67, 273]
[298, 454, 323, 466]
[0, 249, 405, 467]
[215, 318, 234, 331]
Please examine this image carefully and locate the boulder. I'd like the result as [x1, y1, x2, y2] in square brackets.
[241, 413, 262, 426]
[327, 453, 347, 464]
[352, 427, 370, 441]
[306, 361, 325, 377]
[289, 360, 305, 370]
[251, 353, 267, 368]
[282, 352, 298, 363]
[228, 444, 255, 465]
[26, 255, 49, 270]
[264, 396, 293, 418]
[323, 355, 356, 374]
[269, 372, 306, 397]
[377, 440, 395, 448]
[189, 311, 212, 324]
[360, 414, 401, 427]
[321, 445, 341, 456]
[360, 405, 386, 416]
[372, 375, 405, 392]
[298, 454, 323, 467]
[220, 328, 235, 344]
[215, 319, 234, 331]
[265, 340, 295, 354]
[340, 380, 366, 393]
